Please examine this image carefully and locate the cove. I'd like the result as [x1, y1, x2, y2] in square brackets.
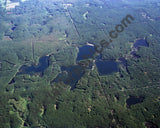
[95, 60, 119, 75]
[133, 39, 149, 48]
[17, 56, 50, 75]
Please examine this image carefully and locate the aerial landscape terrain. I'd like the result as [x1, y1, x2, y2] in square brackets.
[0, 0, 160, 127]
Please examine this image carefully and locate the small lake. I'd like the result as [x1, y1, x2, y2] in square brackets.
[133, 39, 149, 48]
[17, 56, 50, 75]
[53, 65, 85, 89]
[126, 96, 144, 107]
[76, 45, 96, 61]
[95, 60, 119, 75]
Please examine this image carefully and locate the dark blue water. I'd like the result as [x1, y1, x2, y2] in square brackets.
[133, 39, 149, 48]
[126, 96, 144, 107]
[77, 45, 120, 75]
[95, 60, 119, 75]
[76, 45, 96, 61]
[17, 56, 50, 75]
[53, 65, 85, 89]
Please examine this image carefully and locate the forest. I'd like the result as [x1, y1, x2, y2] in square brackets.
[0, 0, 160, 128]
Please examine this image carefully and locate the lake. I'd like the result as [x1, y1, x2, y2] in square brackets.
[18, 45, 120, 86]
[126, 96, 144, 107]
[53, 65, 85, 89]
[77, 45, 120, 75]
[17, 56, 50, 75]
[76, 45, 96, 61]
[95, 60, 119, 75]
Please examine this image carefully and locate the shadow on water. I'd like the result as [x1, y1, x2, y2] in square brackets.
[17, 56, 50, 75]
